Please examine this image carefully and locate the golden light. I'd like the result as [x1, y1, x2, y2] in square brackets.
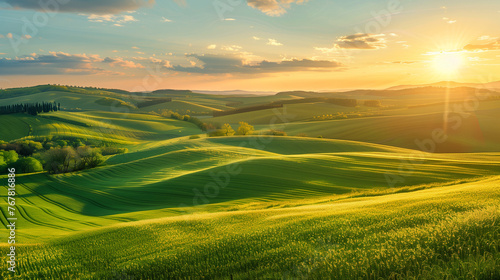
[432, 51, 465, 76]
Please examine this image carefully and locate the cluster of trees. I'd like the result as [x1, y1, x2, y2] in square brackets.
[272, 97, 359, 107]
[0, 149, 43, 174]
[158, 109, 216, 131]
[0, 102, 60, 116]
[364, 100, 382, 107]
[208, 122, 254, 137]
[312, 112, 376, 121]
[43, 146, 104, 174]
[0, 136, 128, 174]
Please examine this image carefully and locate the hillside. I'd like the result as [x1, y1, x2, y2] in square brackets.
[1, 173, 498, 279]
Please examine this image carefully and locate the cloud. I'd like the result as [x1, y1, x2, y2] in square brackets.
[224, 18, 236, 21]
[247, 0, 308, 16]
[6, 33, 13, 39]
[267, 39, 283, 46]
[162, 17, 173, 22]
[334, 33, 387, 49]
[84, 14, 138, 24]
[171, 54, 342, 74]
[0, 52, 107, 75]
[442, 17, 456, 24]
[0, 0, 154, 14]
[463, 37, 500, 51]
[221, 45, 242, 51]
[253, 36, 262, 40]
[207, 44, 217, 50]
[103, 57, 144, 68]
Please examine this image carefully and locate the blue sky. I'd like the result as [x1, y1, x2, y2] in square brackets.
[0, 0, 499, 91]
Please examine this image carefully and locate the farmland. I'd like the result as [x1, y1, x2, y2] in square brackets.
[0, 85, 499, 279]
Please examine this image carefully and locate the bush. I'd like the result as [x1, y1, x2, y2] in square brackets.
[189, 135, 201, 139]
[262, 129, 287, 136]
[101, 147, 128, 156]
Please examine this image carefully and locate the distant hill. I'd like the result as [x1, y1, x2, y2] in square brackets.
[277, 86, 498, 100]
[194, 90, 276, 96]
[387, 80, 500, 91]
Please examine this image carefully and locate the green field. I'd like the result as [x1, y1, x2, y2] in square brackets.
[0, 86, 499, 279]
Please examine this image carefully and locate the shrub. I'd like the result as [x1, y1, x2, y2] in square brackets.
[263, 129, 287, 136]
[101, 147, 128, 156]
[189, 135, 201, 139]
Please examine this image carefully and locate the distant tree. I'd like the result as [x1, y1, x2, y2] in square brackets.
[364, 100, 382, 107]
[237, 122, 254, 135]
[263, 129, 287, 136]
[221, 123, 235, 136]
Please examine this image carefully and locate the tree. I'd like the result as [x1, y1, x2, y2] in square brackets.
[237, 122, 254, 135]
[43, 147, 78, 174]
[13, 157, 43, 173]
[1, 150, 19, 165]
[77, 146, 104, 169]
[221, 123, 235, 136]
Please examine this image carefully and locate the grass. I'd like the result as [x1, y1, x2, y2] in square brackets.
[0, 87, 499, 279]
[0, 114, 31, 141]
[1, 136, 499, 244]
[1, 176, 498, 279]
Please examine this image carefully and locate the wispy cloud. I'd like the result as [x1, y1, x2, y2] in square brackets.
[334, 33, 387, 50]
[103, 57, 144, 68]
[84, 14, 138, 24]
[267, 38, 283, 46]
[463, 36, 500, 51]
[442, 17, 457, 24]
[0, 0, 155, 14]
[247, 0, 309, 16]
[162, 17, 173, 22]
[0, 52, 108, 75]
[171, 54, 342, 74]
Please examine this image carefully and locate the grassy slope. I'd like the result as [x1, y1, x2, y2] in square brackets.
[208, 103, 373, 125]
[2, 176, 498, 279]
[279, 111, 498, 152]
[0, 114, 31, 141]
[0, 111, 201, 146]
[1, 136, 499, 244]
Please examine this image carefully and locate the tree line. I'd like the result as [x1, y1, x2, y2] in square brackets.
[0, 102, 60, 116]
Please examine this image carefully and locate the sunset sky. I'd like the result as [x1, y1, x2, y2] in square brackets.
[0, 0, 499, 91]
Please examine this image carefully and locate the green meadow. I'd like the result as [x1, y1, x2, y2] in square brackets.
[1, 85, 499, 279]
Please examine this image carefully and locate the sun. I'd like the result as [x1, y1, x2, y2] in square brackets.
[432, 51, 465, 76]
